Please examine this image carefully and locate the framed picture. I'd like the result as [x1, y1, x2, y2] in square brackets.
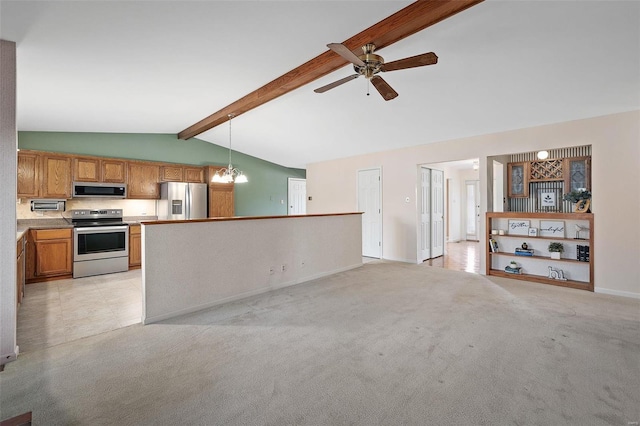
[508, 220, 530, 236]
[540, 220, 565, 238]
[528, 228, 538, 237]
[537, 189, 561, 212]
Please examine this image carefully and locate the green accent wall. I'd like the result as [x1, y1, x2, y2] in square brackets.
[18, 131, 306, 216]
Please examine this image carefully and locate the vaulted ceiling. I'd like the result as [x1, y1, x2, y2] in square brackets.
[1, 1, 638, 169]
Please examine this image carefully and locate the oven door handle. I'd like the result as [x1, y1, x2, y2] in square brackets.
[74, 226, 129, 234]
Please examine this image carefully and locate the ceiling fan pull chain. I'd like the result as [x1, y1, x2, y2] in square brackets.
[367, 78, 370, 96]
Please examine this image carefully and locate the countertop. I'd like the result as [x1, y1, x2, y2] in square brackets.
[16, 216, 158, 240]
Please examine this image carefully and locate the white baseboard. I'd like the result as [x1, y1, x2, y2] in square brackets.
[595, 287, 640, 299]
[143, 263, 362, 325]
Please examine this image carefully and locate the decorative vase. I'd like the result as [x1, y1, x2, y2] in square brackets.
[574, 199, 591, 213]
[550, 252, 561, 259]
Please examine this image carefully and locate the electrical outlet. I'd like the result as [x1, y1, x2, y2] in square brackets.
[269, 267, 275, 275]
[300, 261, 305, 268]
[281, 264, 286, 272]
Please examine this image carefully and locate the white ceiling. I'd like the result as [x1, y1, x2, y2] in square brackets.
[1, 1, 639, 169]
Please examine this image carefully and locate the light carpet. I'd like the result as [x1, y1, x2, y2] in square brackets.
[1, 261, 639, 425]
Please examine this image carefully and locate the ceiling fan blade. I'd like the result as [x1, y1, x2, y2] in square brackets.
[370, 76, 398, 101]
[314, 74, 360, 93]
[327, 43, 365, 67]
[382, 52, 438, 72]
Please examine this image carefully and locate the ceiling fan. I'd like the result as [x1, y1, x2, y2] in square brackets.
[314, 43, 438, 101]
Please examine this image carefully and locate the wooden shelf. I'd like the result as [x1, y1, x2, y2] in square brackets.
[486, 212, 594, 292]
[488, 234, 590, 243]
[489, 252, 589, 264]
[488, 269, 590, 290]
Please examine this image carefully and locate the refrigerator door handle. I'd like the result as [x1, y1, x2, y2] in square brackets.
[185, 184, 191, 219]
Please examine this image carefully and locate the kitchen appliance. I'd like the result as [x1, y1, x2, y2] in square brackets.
[67, 209, 129, 278]
[157, 182, 207, 220]
[30, 199, 65, 211]
[73, 182, 127, 198]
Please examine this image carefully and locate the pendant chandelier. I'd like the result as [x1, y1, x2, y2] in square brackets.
[212, 113, 248, 184]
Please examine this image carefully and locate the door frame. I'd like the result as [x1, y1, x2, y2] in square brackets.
[357, 167, 382, 259]
[416, 165, 445, 263]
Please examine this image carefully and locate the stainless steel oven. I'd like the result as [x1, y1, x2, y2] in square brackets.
[68, 209, 129, 278]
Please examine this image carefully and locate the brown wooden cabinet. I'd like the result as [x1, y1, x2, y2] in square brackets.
[127, 162, 160, 199]
[27, 228, 73, 282]
[507, 162, 529, 198]
[128, 225, 142, 268]
[160, 165, 183, 182]
[205, 166, 234, 217]
[564, 156, 591, 192]
[74, 157, 126, 183]
[17, 235, 25, 306]
[17, 151, 40, 198]
[73, 157, 100, 182]
[184, 167, 205, 183]
[101, 159, 126, 183]
[209, 184, 234, 217]
[18, 149, 211, 201]
[41, 154, 72, 199]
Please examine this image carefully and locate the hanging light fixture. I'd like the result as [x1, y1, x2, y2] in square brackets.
[212, 113, 248, 184]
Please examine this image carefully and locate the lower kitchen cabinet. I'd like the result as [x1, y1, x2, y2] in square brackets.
[17, 235, 25, 306]
[27, 228, 73, 283]
[129, 225, 142, 268]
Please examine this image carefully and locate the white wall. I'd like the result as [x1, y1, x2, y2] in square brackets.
[142, 214, 363, 324]
[0, 40, 18, 365]
[307, 111, 640, 297]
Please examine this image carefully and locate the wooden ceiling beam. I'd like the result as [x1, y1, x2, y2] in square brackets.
[178, 0, 483, 140]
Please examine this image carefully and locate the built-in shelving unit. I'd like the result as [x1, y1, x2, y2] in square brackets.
[486, 212, 594, 291]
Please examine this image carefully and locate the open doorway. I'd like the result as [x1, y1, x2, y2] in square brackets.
[418, 159, 481, 274]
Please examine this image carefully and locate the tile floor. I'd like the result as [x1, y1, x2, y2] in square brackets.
[16, 245, 478, 354]
[17, 269, 142, 353]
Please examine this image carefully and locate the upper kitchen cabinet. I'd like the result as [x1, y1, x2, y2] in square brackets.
[184, 167, 205, 183]
[160, 165, 183, 182]
[102, 159, 126, 183]
[18, 150, 73, 199]
[564, 156, 591, 192]
[507, 161, 529, 198]
[74, 157, 126, 183]
[41, 154, 72, 199]
[73, 157, 100, 182]
[17, 151, 40, 198]
[159, 165, 205, 183]
[127, 162, 160, 199]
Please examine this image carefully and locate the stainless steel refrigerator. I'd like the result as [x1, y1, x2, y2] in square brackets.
[157, 182, 208, 220]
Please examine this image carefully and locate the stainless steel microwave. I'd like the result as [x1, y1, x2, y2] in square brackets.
[72, 182, 127, 198]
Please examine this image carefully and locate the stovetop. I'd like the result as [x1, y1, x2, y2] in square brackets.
[65, 209, 125, 227]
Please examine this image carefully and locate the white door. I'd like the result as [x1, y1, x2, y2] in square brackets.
[431, 169, 444, 258]
[420, 167, 431, 260]
[358, 168, 382, 258]
[288, 178, 306, 215]
[493, 160, 504, 212]
[465, 180, 480, 240]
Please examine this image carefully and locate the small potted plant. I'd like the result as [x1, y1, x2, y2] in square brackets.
[548, 242, 564, 259]
[562, 188, 591, 212]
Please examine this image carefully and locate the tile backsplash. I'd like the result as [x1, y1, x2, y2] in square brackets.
[17, 198, 157, 219]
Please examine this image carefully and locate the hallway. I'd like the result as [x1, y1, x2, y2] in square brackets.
[424, 240, 480, 274]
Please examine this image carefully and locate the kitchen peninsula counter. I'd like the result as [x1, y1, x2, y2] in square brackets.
[142, 212, 363, 324]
